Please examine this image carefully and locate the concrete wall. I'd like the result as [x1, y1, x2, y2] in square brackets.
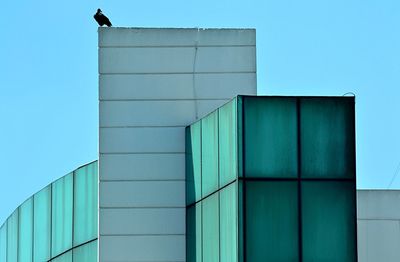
[358, 190, 400, 262]
[98, 27, 256, 262]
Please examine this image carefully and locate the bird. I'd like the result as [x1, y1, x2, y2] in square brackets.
[94, 9, 112, 27]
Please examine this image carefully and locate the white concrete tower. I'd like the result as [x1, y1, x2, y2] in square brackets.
[98, 28, 257, 262]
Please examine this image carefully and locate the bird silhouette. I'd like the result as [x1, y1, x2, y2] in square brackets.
[94, 9, 112, 27]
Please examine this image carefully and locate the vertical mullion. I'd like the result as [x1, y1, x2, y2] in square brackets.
[242, 97, 247, 262]
[297, 98, 303, 262]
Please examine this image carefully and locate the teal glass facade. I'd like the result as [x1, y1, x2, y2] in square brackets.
[0, 161, 98, 262]
[186, 96, 357, 262]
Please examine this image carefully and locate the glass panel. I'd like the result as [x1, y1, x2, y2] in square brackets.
[52, 173, 73, 257]
[7, 209, 18, 262]
[186, 122, 202, 205]
[0, 223, 6, 262]
[237, 96, 243, 178]
[220, 183, 237, 262]
[202, 192, 219, 262]
[51, 251, 72, 262]
[73, 240, 97, 262]
[74, 162, 98, 246]
[302, 181, 356, 262]
[19, 198, 33, 262]
[33, 185, 51, 262]
[244, 97, 298, 178]
[202, 111, 219, 197]
[186, 204, 202, 262]
[238, 181, 244, 262]
[219, 99, 238, 187]
[246, 181, 299, 262]
[300, 98, 355, 178]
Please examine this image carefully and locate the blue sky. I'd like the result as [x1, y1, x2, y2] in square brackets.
[1, 0, 399, 224]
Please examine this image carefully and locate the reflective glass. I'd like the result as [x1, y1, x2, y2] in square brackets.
[238, 181, 244, 262]
[73, 241, 97, 262]
[300, 98, 355, 178]
[0, 223, 6, 262]
[74, 162, 98, 246]
[202, 193, 219, 262]
[302, 181, 356, 262]
[220, 183, 237, 262]
[237, 96, 243, 178]
[186, 122, 202, 205]
[51, 251, 72, 262]
[19, 198, 33, 262]
[52, 173, 73, 257]
[244, 97, 298, 178]
[201, 111, 219, 197]
[33, 185, 51, 262]
[219, 99, 238, 187]
[186, 204, 202, 262]
[7, 209, 18, 262]
[246, 181, 299, 262]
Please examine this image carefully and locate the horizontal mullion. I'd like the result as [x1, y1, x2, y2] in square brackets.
[239, 177, 355, 182]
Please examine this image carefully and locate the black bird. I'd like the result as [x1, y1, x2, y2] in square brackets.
[94, 9, 112, 27]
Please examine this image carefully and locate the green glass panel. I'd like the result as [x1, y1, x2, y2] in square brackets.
[302, 181, 356, 262]
[74, 162, 98, 246]
[186, 122, 202, 205]
[0, 223, 6, 262]
[237, 96, 244, 178]
[19, 198, 33, 262]
[33, 185, 51, 262]
[300, 98, 355, 178]
[219, 99, 238, 187]
[7, 209, 18, 262]
[73, 240, 97, 262]
[52, 173, 73, 257]
[202, 111, 219, 197]
[202, 193, 219, 262]
[51, 251, 72, 262]
[246, 181, 299, 262]
[244, 97, 298, 178]
[186, 204, 202, 262]
[220, 183, 237, 262]
[238, 181, 244, 262]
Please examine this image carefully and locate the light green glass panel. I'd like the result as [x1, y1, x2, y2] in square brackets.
[19, 198, 33, 262]
[202, 111, 219, 197]
[186, 204, 202, 262]
[219, 99, 238, 187]
[73, 240, 97, 262]
[0, 223, 6, 262]
[300, 98, 355, 178]
[7, 209, 18, 262]
[220, 183, 237, 262]
[302, 181, 356, 262]
[52, 173, 73, 257]
[244, 97, 298, 178]
[51, 251, 72, 262]
[186, 122, 202, 205]
[202, 193, 219, 262]
[33, 185, 51, 262]
[246, 181, 298, 262]
[74, 162, 98, 246]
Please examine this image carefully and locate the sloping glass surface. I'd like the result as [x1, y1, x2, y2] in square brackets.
[73, 240, 97, 262]
[300, 98, 355, 178]
[219, 99, 238, 187]
[7, 210, 18, 262]
[302, 181, 356, 262]
[51, 251, 72, 262]
[220, 183, 237, 262]
[246, 181, 299, 262]
[202, 111, 219, 197]
[187, 204, 202, 262]
[0, 224, 6, 262]
[33, 185, 51, 262]
[202, 193, 219, 262]
[19, 198, 33, 262]
[51, 173, 73, 257]
[186, 122, 202, 205]
[74, 162, 98, 246]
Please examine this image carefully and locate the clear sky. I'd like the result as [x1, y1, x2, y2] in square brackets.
[1, 0, 399, 224]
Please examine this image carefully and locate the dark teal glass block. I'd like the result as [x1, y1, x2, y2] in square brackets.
[52, 173, 73, 257]
[186, 121, 202, 205]
[219, 99, 238, 187]
[186, 204, 202, 262]
[0, 223, 6, 262]
[302, 181, 356, 262]
[220, 183, 237, 262]
[74, 162, 98, 246]
[73, 240, 97, 262]
[201, 111, 219, 197]
[51, 251, 72, 262]
[244, 97, 298, 178]
[246, 181, 299, 262]
[33, 185, 51, 262]
[202, 192, 219, 262]
[300, 98, 355, 178]
[7, 209, 18, 262]
[19, 198, 33, 262]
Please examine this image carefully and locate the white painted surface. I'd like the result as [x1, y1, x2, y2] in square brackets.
[99, 27, 257, 262]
